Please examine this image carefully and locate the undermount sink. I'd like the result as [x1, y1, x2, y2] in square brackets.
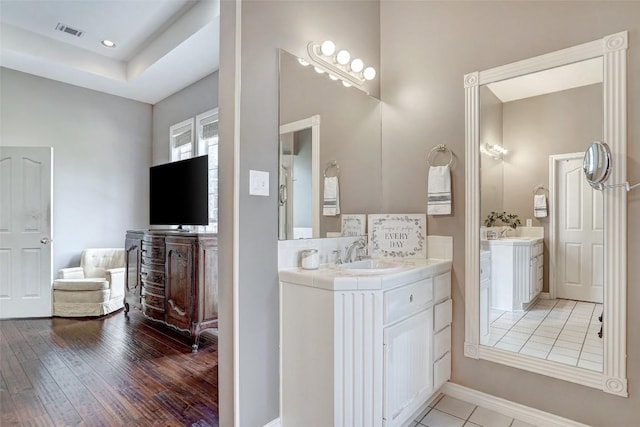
[336, 259, 403, 274]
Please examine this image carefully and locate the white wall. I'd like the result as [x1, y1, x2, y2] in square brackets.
[152, 72, 219, 166]
[0, 68, 152, 273]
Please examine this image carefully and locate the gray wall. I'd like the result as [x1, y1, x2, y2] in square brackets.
[152, 72, 219, 166]
[0, 68, 151, 273]
[380, 2, 640, 426]
[219, 1, 380, 425]
[502, 83, 602, 225]
[279, 49, 382, 236]
[480, 86, 504, 221]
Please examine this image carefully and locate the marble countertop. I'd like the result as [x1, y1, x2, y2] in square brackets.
[278, 258, 452, 291]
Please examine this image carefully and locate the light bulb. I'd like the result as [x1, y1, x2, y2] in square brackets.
[320, 40, 336, 56]
[350, 58, 364, 73]
[329, 74, 339, 81]
[342, 81, 352, 88]
[101, 39, 116, 48]
[363, 66, 376, 80]
[336, 50, 350, 65]
[314, 66, 325, 74]
[298, 58, 309, 67]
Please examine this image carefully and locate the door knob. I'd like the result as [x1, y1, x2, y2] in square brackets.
[40, 237, 52, 244]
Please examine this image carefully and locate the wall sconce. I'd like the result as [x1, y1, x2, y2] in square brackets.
[306, 40, 376, 88]
[481, 143, 508, 159]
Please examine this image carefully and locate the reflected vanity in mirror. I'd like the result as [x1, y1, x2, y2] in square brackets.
[465, 32, 628, 396]
[278, 49, 382, 240]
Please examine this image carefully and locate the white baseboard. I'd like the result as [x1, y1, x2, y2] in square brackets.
[539, 292, 551, 299]
[263, 418, 281, 427]
[442, 382, 590, 427]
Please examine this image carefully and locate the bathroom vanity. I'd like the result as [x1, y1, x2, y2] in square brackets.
[279, 258, 452, 427]
[481, 237, 543, 311]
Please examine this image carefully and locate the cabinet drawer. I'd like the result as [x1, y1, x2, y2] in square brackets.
[434, 352, 451, 390]
[434, 271, 451, 303]
[434, 299, 452, 332]
[384, 278, 433, 324]
[434, 325, 451, 361]
[534, 242, 543, 257]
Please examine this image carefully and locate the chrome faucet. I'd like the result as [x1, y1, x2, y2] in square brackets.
[344, 238, 367, 263]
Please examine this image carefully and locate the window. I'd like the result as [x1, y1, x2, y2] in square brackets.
[169, 109, 219, 232]
[196, 109, 219, 231]
[169, 118, 195, 161]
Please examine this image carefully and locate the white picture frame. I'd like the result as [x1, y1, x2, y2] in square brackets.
[341, 214, 366, 236]
[368, 214, 427, 258]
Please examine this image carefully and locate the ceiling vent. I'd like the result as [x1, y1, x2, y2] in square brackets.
[55, 23, 84, 38]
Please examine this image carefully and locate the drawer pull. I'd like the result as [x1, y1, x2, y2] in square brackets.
[409, 294, 414, 303]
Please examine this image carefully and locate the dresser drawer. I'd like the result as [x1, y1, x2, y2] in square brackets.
[141, 243, 165, 264]
[384, 278, 433, 324]
[434, 299, 452, 332]
[141, 290, 165, 311]
[140, 267, 164, 285]
[434, 325, 451, 361]
[434, 271, 451, 303]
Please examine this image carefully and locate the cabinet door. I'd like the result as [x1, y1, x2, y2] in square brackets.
[165, 239, 194, 330]
[383, 308, 433, 427]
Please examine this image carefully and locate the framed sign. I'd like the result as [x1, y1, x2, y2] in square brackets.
[341, 214, 366, 236]
[368, 214, 427, 258]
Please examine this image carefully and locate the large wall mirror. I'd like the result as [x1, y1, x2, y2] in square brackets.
[278, 49, 382, 239]
[464, 32, 628, 396]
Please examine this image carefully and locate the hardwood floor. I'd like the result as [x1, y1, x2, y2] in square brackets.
[0, 309, 219, 426]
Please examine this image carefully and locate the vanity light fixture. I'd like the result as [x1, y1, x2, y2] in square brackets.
[307, 40, 377, 88]
[481, 143, 508, 159]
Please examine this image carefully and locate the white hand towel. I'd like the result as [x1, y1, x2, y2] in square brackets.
[534, 194, 547, 218]
[428, 165, 452, 215]
[323, 176, 340, 216]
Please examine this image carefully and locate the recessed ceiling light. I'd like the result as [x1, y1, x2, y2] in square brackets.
[101, 39, 116, 48]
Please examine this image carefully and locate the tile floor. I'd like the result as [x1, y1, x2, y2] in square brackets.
[482, 299, 603, 371]
[411, 394, 536, 427]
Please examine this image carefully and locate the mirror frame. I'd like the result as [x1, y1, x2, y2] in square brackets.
[464, 31, 628, 396]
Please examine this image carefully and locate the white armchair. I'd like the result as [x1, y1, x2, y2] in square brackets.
[53, 248, 126, 317]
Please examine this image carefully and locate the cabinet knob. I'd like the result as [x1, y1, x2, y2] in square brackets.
[409, 294, 414, 303]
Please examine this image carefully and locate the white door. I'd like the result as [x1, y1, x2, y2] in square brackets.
[556, 156, 603, 303]
[0, 147, 53, 318]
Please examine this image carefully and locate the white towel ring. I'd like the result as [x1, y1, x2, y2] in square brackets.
[324, 161, 340, 178]
[533, 185, 547, 195]
[427, 144, 454, 168]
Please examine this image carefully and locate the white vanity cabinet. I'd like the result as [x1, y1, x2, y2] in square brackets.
[279, 260, 452, 427]
[482, 238, 543, 311]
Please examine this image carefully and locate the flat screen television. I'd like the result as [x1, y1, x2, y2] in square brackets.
[150, 156, 209, 227]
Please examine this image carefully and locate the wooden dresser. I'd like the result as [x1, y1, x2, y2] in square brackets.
[124, 230, 218, 352]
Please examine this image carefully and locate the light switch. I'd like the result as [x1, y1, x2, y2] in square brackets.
[249, 170, 269, 196]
